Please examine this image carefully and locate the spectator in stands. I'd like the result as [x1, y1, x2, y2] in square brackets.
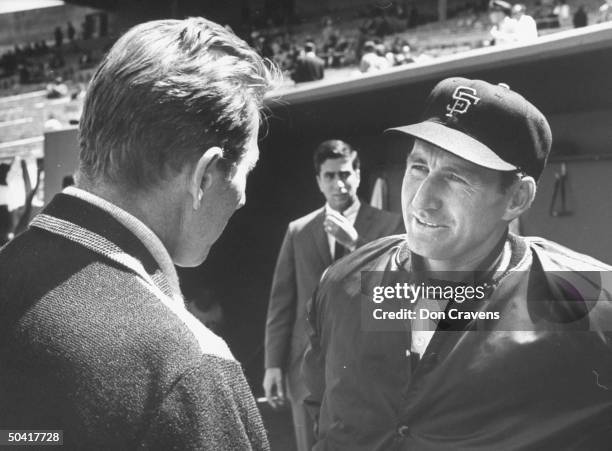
[573, 5, 588, 27]
[54, 26, 63, 47]
[328, 38, 352, 68]
[553, 0, 572, 27]
[599, 0, 612, 22]
[373, 42, 390, 68]
[360, 41, 390, 73]
[489, 1, 538, 45]
[44, 114, 62, 130]
[291, 41, 325, 83]
[46, 76, 68, 99]
[67, 21, 76, 41]
[489, 0, 518, 45]
[512, 3, 539, 40]
[321, 17, 339, 52]
[18, 65, 30, 84]
[396, 44, 416, 65]
[386, 37, 415, 66]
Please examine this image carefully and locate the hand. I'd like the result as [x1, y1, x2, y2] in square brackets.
[263, 367, 286, 409]
[324, 210, 358, 249]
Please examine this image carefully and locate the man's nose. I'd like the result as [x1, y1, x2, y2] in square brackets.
[411, 176, 442, 211]
[335, 175, 347, 190]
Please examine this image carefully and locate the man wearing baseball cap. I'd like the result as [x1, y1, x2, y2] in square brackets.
[302, 77, 612, 450]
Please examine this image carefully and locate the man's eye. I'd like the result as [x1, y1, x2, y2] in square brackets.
[409, 164, 428, 175]
[446, 173, 467, 184]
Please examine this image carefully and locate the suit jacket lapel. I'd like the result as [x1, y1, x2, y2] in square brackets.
[308, 208, 332, 267]
[309, 203, 375, 267]
[354, 203, 375, 236]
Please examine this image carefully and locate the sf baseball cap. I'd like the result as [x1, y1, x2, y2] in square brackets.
[385, 77, 552, 180]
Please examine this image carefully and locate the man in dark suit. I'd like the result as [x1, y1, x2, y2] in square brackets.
[263, 140, 403, 451]
[0, 17, 276, 450]
[291, 41, 325, 83]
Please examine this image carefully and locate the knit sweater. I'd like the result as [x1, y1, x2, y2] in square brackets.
[0, 191, 269, 450]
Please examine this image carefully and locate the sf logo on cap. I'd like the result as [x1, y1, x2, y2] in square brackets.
[446, 86, 481, 118]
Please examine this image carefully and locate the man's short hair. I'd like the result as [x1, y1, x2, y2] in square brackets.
[78, 17, 277, 190]
[313, 140, 360, 174]
[490, 0, 512, 15]
[363, 41, 376, 53]
[304, 42, 316, 53]
[499, 170, 524, 193]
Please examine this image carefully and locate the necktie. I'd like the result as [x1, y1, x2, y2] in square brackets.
[334, 240, 347, 261]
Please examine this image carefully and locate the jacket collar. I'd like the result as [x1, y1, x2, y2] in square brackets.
[393, 231, 529, 291]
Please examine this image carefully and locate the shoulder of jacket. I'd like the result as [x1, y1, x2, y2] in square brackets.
[525, 236, 612, 271]
[288, 207, 324, 230]
[322, 235, 405, 284]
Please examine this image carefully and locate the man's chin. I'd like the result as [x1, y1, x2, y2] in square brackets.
[174, 248, 211, 268]
[330, 196, 353, 212]
[404, 236, 451, 262]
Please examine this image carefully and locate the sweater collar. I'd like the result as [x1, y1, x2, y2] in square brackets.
[30, 189, 183, 304]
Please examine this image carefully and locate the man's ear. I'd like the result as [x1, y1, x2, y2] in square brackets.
[315, 172, 324, 193]
[502, 176, 537, 222]
[191, 146, 223, 210]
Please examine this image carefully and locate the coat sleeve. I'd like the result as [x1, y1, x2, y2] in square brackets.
[138, 357, 269, 451]
[302, 284, 326, 438]
[265, 225, 298, 369]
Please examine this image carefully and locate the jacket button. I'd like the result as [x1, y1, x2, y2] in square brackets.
[397, 425, 410, 437]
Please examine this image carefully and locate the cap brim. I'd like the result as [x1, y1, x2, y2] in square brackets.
[385, 121, 518, 172]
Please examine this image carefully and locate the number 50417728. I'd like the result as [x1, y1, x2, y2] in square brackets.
[1, 430, 63, 446]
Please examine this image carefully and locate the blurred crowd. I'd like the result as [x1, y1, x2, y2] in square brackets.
[0, 1, 607, 91]
[0, 16, 108, 91]
[246, 0, 604, 84]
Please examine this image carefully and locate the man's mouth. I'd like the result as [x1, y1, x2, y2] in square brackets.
[414, 216, 445, 229]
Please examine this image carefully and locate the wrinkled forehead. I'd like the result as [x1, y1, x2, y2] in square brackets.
[408, 139, 499, 179]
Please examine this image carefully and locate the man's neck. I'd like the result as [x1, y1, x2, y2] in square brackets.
[326, 197, 360, 215]
[76, 178, 182, 258]
[417, 230, 508, 275]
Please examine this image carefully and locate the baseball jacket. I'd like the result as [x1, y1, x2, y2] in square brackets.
[303, 233, 612, 450]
